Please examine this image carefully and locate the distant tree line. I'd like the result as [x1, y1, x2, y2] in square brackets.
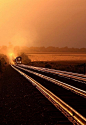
[1, 46, 86, 54]
[20, 46, 86, 53]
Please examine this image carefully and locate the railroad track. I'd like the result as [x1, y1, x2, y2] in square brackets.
[12, 65, 86, 125]
[18, 64, 86, 91]
[20, 64, 86, 84]
[15, 65, 86, 98]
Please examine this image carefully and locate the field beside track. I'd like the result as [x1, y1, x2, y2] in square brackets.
[27, 52, 86, 61]
[26, 52, 86, 74]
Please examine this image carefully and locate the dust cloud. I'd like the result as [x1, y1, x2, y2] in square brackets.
[0, 0, 86, 48]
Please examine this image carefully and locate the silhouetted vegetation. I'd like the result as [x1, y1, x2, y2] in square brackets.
[1, 46, 86, 55]
[0, 54, 8, 74]
[20, 46, 86, 53]
[45, 64, 51, 68]
[19, 53, 31, 65]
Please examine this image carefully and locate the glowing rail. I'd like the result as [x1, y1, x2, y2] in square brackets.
[20, 64, 86, 83]
[15, 65, 86, 98]
[11, 65, 86, 125]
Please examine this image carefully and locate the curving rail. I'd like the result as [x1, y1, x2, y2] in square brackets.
[16, 65, 86, 98]
[12, 65, 86, 125]
[20, 64, 86, 83]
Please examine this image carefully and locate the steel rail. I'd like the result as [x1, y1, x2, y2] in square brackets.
[20, 64, 86, 83]
[15, 65, 86, 98]
[12, 65, 86, 125]
[35, 67, 86, 83]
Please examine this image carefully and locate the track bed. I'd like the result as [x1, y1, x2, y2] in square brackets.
[0, 65, 72, 124]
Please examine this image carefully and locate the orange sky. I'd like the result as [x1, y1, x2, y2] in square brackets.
[0, 0, 86, 47]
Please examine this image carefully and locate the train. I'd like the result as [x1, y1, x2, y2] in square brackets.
[13, 56, 22, 64]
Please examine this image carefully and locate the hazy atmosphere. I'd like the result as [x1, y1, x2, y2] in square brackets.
[0, 1, 86, 124]
[0, 0, 86, 47]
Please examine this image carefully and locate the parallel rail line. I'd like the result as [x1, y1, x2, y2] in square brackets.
[16, 65, 86, 98]
[12, 65, 86, 125]
[20, 64, 86, 83]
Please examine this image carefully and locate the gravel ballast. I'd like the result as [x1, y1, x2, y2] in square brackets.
[0, 65, 72, 125]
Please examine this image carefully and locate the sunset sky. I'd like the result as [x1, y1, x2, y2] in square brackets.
[0, 0, 86, 47]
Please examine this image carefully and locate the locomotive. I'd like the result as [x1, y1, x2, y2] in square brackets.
[13, 56, 22, 64]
